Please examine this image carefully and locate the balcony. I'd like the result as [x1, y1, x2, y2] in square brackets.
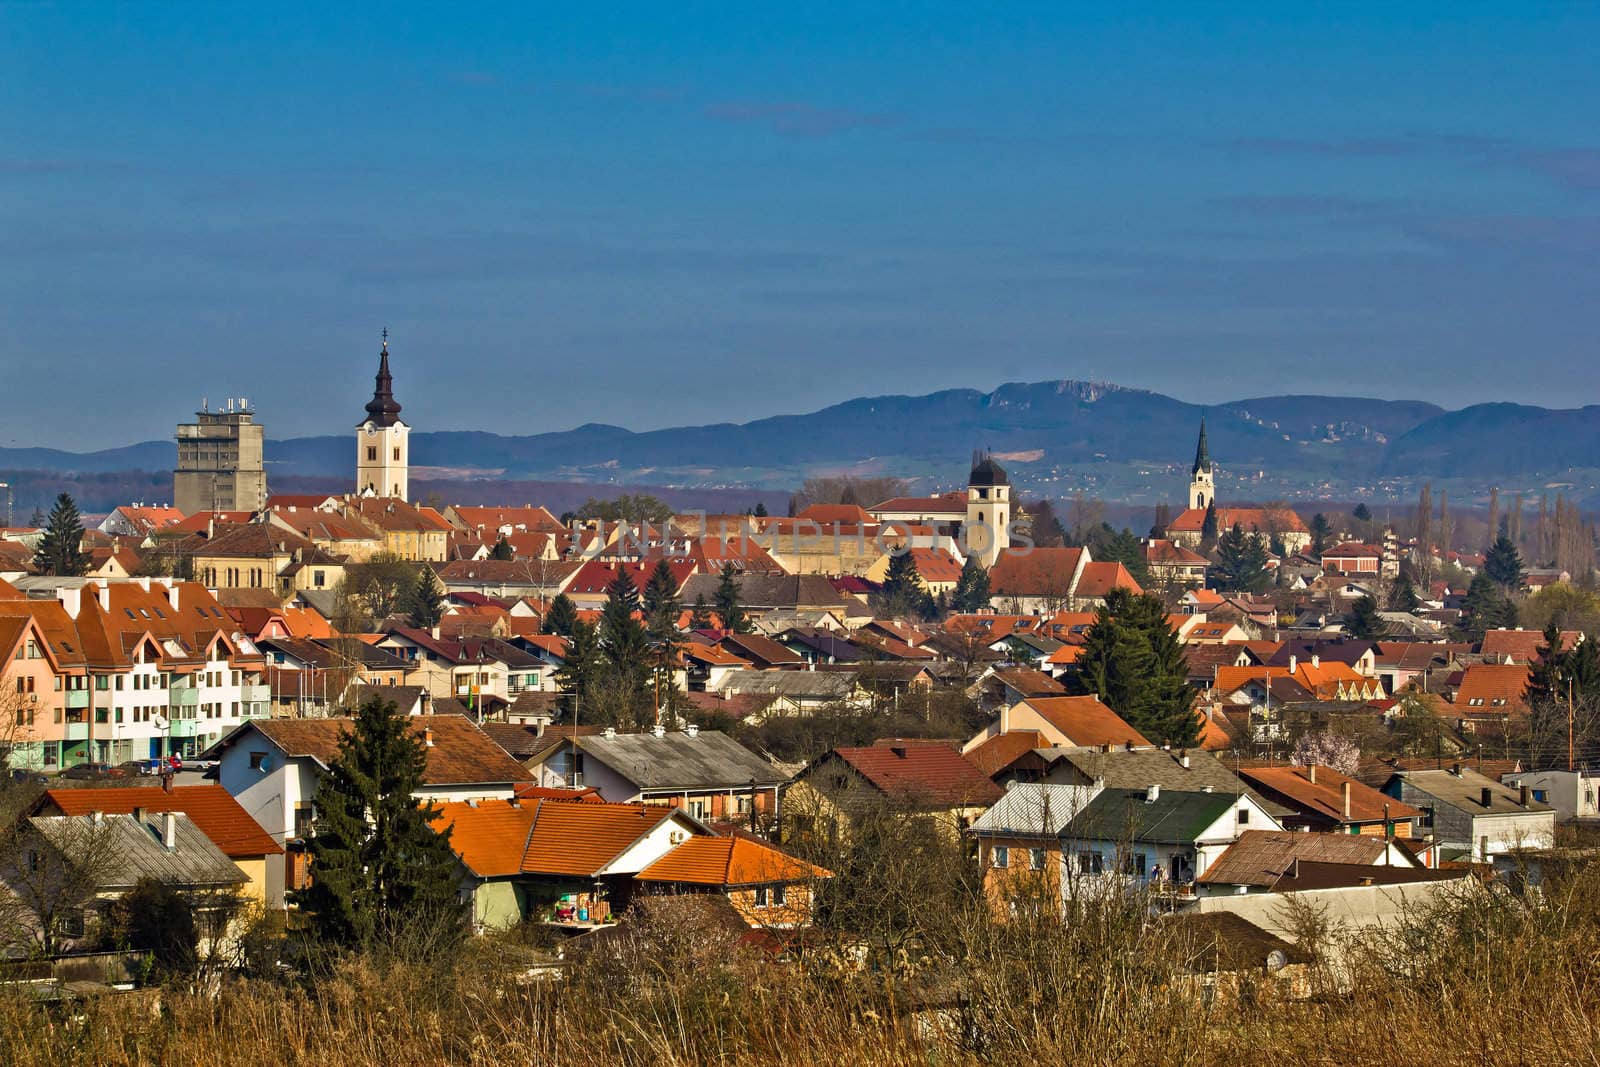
[169, 719, 199, 738]
[241, 684, 272, 704]
[169, 688, 200, 708]
[63, 722, 88, 742]
[65, 690, 90, 710]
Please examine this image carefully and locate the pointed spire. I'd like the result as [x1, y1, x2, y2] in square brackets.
[364, 330, 403, 426]
[1192, 416, 1212, 475]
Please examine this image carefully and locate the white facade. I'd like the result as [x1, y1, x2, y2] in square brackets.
[965, 483, 1011, 569]
[357, 419, 409, 501]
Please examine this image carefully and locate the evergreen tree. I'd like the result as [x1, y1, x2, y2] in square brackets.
[951, 555, 992, 613]
[1526, 621, 1568, 704]
[1353, 503, 1372, 523]
[1198, 502, 1220, 554]
[1098, 528, 1150, 586]
[488, 535, 514, 561]
[715, 563, 751, 634]
[542, 593, 579, 637]
[598, 567, 650, 720]
[1459, 572, 1517, 639]
[292, 696, 467, 956]
[117, 878, 198, 982]
[642, 560, 684, 716]
[403, 565, 445, 629]
[1212, 523, 1269, 593]
[872, 551, 934, 620]
[642, 559, 681, 625]
[1309, 513, 1332, 557]
[554, 619, 601, 712]
[1484, 535, 1526, 592]
[752, 501, 769, 518]
[27, 506, 45, 529]
[1070, 588, 1198, 747]
[689, 593, 715, 631]
[33, 492, 89, 576]
[1344, 595, 1385, 639]
[1388, 573, 1421, 613]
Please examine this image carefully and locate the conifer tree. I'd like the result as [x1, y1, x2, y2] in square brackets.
[33, 492, 89, 576]
[873, 551, 934, 619]
[951, 555, 992, 613]
[689, 593, 715, 631]
[752, 501, 768, 518]
[1309, 513, 1332, 557]
[715, 563, 751, 634]
[599, 567, 650, 719]
[1212, 523, 1269, 593]
[1071, 588, 1198, 746]
[542, 593, 579, 637]
[1344, 595, 1385, 639]
[292, 696, 466, 956]
[488, 535, 514, 561]
[554, 619, 601, 713]
[1484, 535, 1526, 592]
[642, 560, 684, 714]
[1388, 573, 1421, 613]
[1198, 501, 1220, 554]
[403, 565, 445, 629]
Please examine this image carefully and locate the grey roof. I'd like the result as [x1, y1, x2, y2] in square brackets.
[970, 784, 1100, 837]
[1047, 747, 1293, 820]
[1198, 829, 1405, 888]
[1390, 768, 1555, 816]
[575, 730, 788, 791]
[29, 813, 247, 891]
[714, 669, 857, 700]
[1064, 788, 1239, 845]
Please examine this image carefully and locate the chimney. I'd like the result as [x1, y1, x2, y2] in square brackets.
[603, 726, 617, 740]
[58, 587, 82, 619]
[1481, 786, 1493, 808]
[684, 724, 699, 738]
[90, 810, 103, 825]
[1342, 780, 1351, 819]
[1308, 764, 1317, 785]
[97, 585, 111, 612]
[1312, 655, 1321, 669]
[1288, 655, 1297, 673]
[466, 797, 478, 808]
[1145, 783, 1160, 803]
[161, 811, 177, 851]
[168, 585, 182, 611]
[1179, 751, 1191, 769]
[1289, 857, 1300, 879]
[1519, 784, 1530, 808]
[1451, 762, 1463, 777]
[133, 806, 147, 825]
[161, 771, 174, 793]
[652, 723, 666, 738]
[423, 727, 435, 747]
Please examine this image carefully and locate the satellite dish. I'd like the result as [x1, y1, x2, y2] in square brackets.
[1265, 949, 1288, 973]
[153, 714, 169, 731]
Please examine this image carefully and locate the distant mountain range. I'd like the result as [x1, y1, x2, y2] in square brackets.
[5, 381, 1599, 511]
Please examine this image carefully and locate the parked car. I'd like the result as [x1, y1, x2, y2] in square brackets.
[58, 762, 133, 781]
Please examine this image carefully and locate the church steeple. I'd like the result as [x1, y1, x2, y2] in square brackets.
[1192, 416, 1212, 475]
[364, 331, 403, 427]
[1188, 416, 1215, 511]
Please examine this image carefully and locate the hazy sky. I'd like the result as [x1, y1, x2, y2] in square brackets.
[3, 4, 1597, 450]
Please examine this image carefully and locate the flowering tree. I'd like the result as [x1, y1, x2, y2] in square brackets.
[1292, 730, 1360, 776]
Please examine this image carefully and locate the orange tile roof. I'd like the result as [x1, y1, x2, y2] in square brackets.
[964, 730, 1046, 777]
[1168, 506, 1308, 534]
[243, 715, 532, 786]
[0, 576, 23, 600]
[821, 743, 1002, 808]
[636, 834, 831, 886]
[1073, 561, 1143, 599]
[519, 800, 683, 876]
[40, 785, 282, 857]
[430, 799, 538, 877]
[1019, 695, 1151, 748]
[1480, 628, 1580, 664]
[988, 547, 1085, 597]
[1453, 663, 1531, 711]
[1045, 644, 1083, 666]
[1238, 765, 1424, 825]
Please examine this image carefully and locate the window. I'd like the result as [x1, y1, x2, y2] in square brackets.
[393, 447, 401, 461]
[95, 675, 109, 691]
[688, 799, 708, 819]
[1029, 848, 1046, 871]
[1238, 807, 1250, 824]
[754, 887, 770, 908]
[992, 846, 1009, 869]
[1076, 850, 1104, 875]
[249, 751, 271, 771]
[772, 885, 786, 907]
[1533, 789, 1548, 803]
[367, 447, 378, 462]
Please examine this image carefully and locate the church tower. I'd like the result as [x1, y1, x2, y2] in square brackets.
[965, 451, 1011, 568]
[1188, 417, 1214, 511]
[356, 332, 409, 501]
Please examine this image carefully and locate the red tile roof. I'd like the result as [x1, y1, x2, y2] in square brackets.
[39, 785, 282, 857]
[988, 547, 1084, 597]
[1452, 662, 1531, 712]
[1480, 628, 1580, 664]
[241, 715, 532, 785]
[1238, 765, 1424, 825]
[1169, 506, 1308, 535]
[821, 743, 1002, 807]
[964, 730, 1046, 777]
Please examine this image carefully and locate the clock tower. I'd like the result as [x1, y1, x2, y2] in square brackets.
[356, 332, 409, 501]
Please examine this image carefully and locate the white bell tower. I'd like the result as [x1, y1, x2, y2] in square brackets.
[356, 331, 410, 501]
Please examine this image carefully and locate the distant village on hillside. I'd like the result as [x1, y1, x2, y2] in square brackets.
[1, 334, 1596, 1012]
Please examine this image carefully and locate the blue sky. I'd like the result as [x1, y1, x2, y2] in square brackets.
[3, 3, 1597, 450]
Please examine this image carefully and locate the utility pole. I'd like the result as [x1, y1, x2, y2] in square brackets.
[1569, 677, 1576, 773]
